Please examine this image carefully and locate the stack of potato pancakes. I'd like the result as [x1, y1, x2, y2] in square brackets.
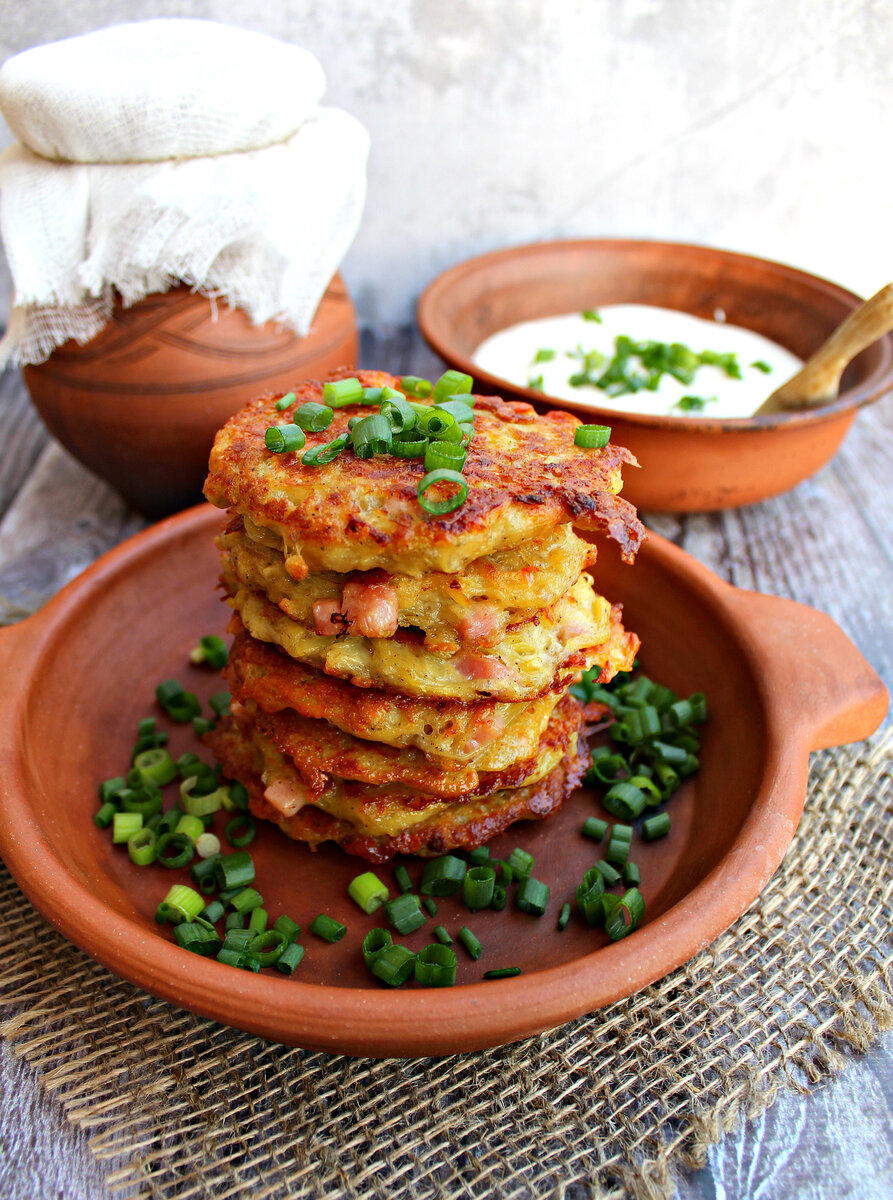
[204, 369, 643, 862]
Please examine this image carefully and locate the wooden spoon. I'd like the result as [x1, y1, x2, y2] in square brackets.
[755, 282, 893, 415]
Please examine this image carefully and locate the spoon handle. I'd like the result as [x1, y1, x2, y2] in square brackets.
[756, 282, 893, 415]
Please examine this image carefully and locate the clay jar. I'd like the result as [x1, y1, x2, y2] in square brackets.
[23, 275, 358, 518]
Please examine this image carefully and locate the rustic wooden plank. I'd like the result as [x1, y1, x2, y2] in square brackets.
[0, 367, 48, 519]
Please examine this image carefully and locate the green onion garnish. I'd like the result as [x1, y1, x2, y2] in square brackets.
[415, 407, 456, 439]
[155, 831, 195, 870]
[248, 929, 288, 966]
[174, 921, 222, 956]
[414, 943, 457, 987]
[468, 846, 490, 866]
[383, 893, 426, 935]
[603, 781, 648, 820]
[595, 860, 622, 887]
[557, 902, 571, 931]
[191, 717, 215, 737]
[275, 391, 297, 411]
[380, 395, 417, 434]
[417, 469, 468, 515]
[423, 897, 438, 917]
[490, 885, 507, 911]
[276, 943, 305, 974]
[202, 899, 225, 925]
[301, 434, 350, 466]
[272, 915, 301, 943]
[112, 811, 142, 844]
[750, 359, 772, 373]
[127, 827, 157, 866]
[432, 370, 473, 403]
[224, 814, 256, 848]
[322, 377, 363, 407]
[362, 927, 393, 969]
[533, 348, 556, 363]
[309, 914, 347, 943]
[507, 848, 534, 879]
[424, 440, 466, 473]
[433, 925, 452, 945]
[574, 425, 611, 449]
[642, 812, 671, 840]
[399, 375, 433, 398]
[516, 877, 550, 917]
[457, 926, 482, 960]
[213, 851, 255, 891]
[420, 855, 467, 896]
[230, 887, 264, 916]
[348, 871, 389, 914]
[158, 884, 205, 924]
[582, 816, 608, 841]
[394, 864, 412, 894]
[351, 412, 393, 458]
[209, 691, 231, 717]
[624, 861, 641, 886]
[94, 801, 116, 829]
[483, 967, 521, 979]
[188, 635, 229, 668]
[582, 309, 602, 322]
[361, 387, 384, 404]
[605, 888, 646, 942]
[370, 944, 416, 986]
[432, 399, 475, 424]
[175, 813, 205, 843]
[463, 865, 496, 912]
[189, 850, 219, 891]
[265, 425, 306, 454]
[390, 436, 428, 458]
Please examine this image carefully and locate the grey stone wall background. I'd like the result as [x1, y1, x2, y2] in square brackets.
[0, 0, 890, 326]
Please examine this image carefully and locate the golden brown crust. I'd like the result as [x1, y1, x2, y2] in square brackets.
[203, 368, 644, 577]
[206, 713, 587, 863]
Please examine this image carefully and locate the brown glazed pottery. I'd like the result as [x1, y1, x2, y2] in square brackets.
[23, 275, 357, 518]
[0, 505, 885, 1056]
[417, 240, 893, 511]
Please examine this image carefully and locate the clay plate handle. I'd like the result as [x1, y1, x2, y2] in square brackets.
[756, 282, 893, 415]
[723, 586, 888, 748]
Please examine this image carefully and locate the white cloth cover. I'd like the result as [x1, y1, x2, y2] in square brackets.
[0, 20, 369, 367]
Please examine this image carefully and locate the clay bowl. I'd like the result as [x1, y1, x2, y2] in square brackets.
[0, 505, 885, 1056]
[23, 275, 357, 518]
[418, 240, 893, 511]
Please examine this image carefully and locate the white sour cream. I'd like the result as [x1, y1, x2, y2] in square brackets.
[472, 305, 802, 419]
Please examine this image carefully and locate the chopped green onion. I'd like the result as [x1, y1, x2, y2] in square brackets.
[751, 359, 772, 373]
[362, 928, 393, 968]
[624, 861, 641, 886]
[224, 814, 256, 848]
[533, 348, 557, 363]
[495, 860, 513, 886]
[230, 887, 264, 916]
[223, 928, 254, 952]
[362, 387, 384, 404]
[94, 802, 116, 829]
[468, 846, 490, 866]
[216, 947, 247, 968]
[507, 848, 534, 879]
[603, 781, 648, 821]
[309, 914, 347, 943]
[155, 679, 184, 708]
[582, 817, 608, 841]
[189, 635, 229, 668]
[201, 900, 225, 924]
[195, 832, 221, 859]
[432, 399, 475, 424]
[432, 370, 473, 402]
[180, 778, 227, 817]
[322, 378, 363, 407]
[112, 812, 142, 844]
[272, 915, 301, 944]
[610, 822, 633, 843]
[225, 780, 250, 812]
[99, 776, 127, 804]
[120, 786, 163, 819]
[414, 943, 457, 987]
[156, 808, 181, 836]
[265, 425, 306, 454]
[463, 865, 496, 912]
[417, 468, 468, 515]
[292, 402, 334, 431]
[490, 885, 507, 911]
[191, 717, 215, 737]
[574, 425, 611, 449]
[248, 907, 268, 934]
[190, 853, 220, 890]
[420, 855, 467, 896]
[248, 929, 288, 966]
[224, 911, 243, 932]
[576, 866, 607, 925]
[209, 691, 231, 717]
[605, 888, 646, 941]
[275, 942, 305, 974]
[158, 884, 205, 924]
[301, 434, 350, 466]
[423, 897, 438, 918]
[582, 309, 603, 322]
[516, 877, 550, 917]
[380, 395, 417, 433]
[174, 921, 222, 956]
[483, 967, 521, 980]
[415, 407, 456, 439]
[606, 833, 630, 867]
[557, 902, 571, 931]
[213, 851, 255, 891]
[383, 893, 425, 935]
[351, 412, 393, 458]
[175, 813, 205, 843]
[457, 926, 482, 960]
[370, 944, 416, 986]
[390, 436, 428, 458]
[399, 375, 433, 398]
[394, 864, 412, 894]
[433, 925, 452, 945]
[595, 860, 622, 887]
[642, 812, 671, 840]
[275, 391, 297, 411]
[127, 827, 157, 866]
[348, 871, 389, 914]
[164, 691, 202, 723]
[424, 441, 467, 473]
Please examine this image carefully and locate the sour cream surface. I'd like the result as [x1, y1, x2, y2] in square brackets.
[472, 305, 802, 419]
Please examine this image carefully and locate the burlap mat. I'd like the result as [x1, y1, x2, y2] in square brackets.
[1, 735, 891, 1200]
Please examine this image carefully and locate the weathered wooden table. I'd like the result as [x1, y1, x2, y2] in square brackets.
[0, 330, 891, 1199]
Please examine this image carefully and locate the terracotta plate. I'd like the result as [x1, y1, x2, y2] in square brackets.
[0, 506, 885, 1056]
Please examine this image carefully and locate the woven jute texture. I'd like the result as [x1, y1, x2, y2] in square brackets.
[1, 735, 891, 1200]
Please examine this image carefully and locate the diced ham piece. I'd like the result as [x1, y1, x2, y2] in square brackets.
[461, 712, 506, 756]
[453, 650, 517, 682]
[456, 602, 503, 648]
[264, 778, 308, 818]
[341, 581, 399, 638]
[313, 599, 344, 636]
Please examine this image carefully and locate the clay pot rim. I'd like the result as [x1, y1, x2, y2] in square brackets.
[418, 237, 893, 432]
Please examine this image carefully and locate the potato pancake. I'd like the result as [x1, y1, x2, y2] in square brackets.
[204, 368, 644, 578]
[206, 709, 587, 862]
[219, 518, 596, 653]
[225, 572, 613, 701]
